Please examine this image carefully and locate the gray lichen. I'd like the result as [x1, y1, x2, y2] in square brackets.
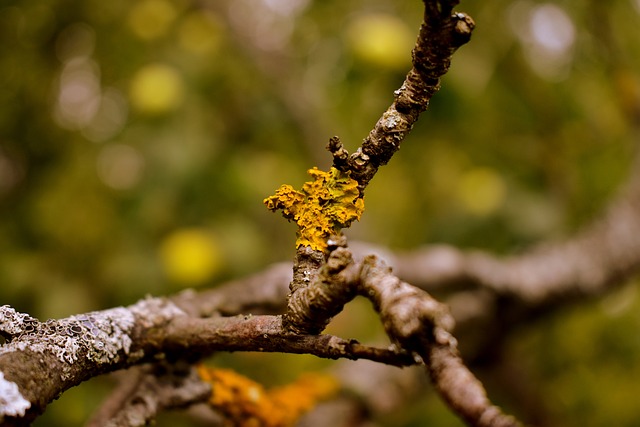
[0, 306, 135, 380]
[68, 308, 135, 364]
[0, 305, 39, 337]
[0, 298, 185, 386]
[128, 297, 186, 326]
[0, 297, 187, 422]
[0, 371, 31, 420]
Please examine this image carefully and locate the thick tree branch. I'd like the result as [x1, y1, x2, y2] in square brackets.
[155, 314, 415, 367]
[265, 238, 522, 427]
[0, 298, 414, 425]
[2, 245, 527, 427]
[285, 247, 359, 334]
[427, 344, 521, 427]
[358, 255, 521, 427]
[0, 299, 183, 425]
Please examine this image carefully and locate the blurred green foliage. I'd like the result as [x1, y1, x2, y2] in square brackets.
[1, 0, 640, 425]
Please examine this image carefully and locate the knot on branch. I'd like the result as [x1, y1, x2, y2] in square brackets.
[285, 248, 358, 335]
[452, 12, 475, 45]
[327, 136, 350, 173]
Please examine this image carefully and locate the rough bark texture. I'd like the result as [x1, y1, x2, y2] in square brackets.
[328, 4, 475, 193]
[0, 298, 416, 425]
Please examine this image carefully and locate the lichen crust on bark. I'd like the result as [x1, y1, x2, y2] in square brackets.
[264, 167, 364, 252]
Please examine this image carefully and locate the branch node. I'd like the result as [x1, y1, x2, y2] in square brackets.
[349, 149, 370, 171]
[285, 248, 357, 335]
[325, 247, 352, 274]
[452, 12, 475, 44]
[327, 136, 350, 172]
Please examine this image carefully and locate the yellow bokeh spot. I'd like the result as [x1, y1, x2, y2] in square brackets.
[159, 228, 222, 286]
[346, 13, 415, 70]
[129, 63, 184, 115]
[178, 11, 223, 55]
[455, 167, 506, 216]
[127, 0, 177, 40]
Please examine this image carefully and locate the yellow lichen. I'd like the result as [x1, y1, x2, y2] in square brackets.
[197, 365, 339, 427]
[264, 167, 364, 251]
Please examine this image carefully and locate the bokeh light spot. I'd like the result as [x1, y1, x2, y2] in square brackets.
[346, 13, 414, 70]
[508, 1, 576, 81]
[129, 63, 184, 115]
[127, 0, 177, 40]
[456, 167, 506, 216]
[530, 4, 575, 55]
[54, 58, 101, 129]
[159, 228, 223, 286]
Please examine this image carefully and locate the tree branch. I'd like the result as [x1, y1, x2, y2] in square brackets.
[285, 0, 475, 341]
[86, 363, 211, 427]
[427, 344, 521, 427]
[0, 298, 414, 425]
[358, 255, 521, 427]
[329, 3, 474, 192]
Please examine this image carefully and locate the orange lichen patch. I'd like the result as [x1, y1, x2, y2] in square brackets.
[264, 167, 364, 252]
[197, 366, 340, 427]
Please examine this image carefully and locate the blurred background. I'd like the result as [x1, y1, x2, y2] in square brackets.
[1, 0, 640, 425]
